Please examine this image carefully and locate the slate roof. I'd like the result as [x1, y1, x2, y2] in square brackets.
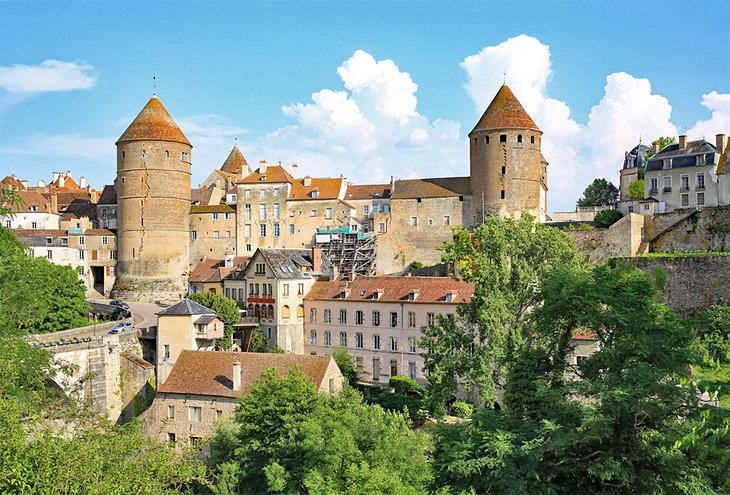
[470, 84, 540, 135]
[305, 276, 474, 304]
[390, 177, 471, 199]
[237, 164, 294, 184]
[645, 139, 717, 172]
[623, 143, 652, 170]
[258, 248, 313, 279]
[189, 256, 249, 283]
[195, 314, 219, 325]
[220, 146, 249, 174]
[157, 298, 215, 316]
[289, 177, 344, 201]
[157, 350, 333, 398]
[345, 184, 391, 200]
[97, 185, 117, 205]
[117, 96, 191, 146]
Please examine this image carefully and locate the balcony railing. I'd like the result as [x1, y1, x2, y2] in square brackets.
[663, 186, 672, 193]
[649, 188, 658, 195]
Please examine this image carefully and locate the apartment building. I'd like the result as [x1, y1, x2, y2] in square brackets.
[304, 276, 474, 385]
[189, 204, 237, 265]
[1, 191, 60, 230]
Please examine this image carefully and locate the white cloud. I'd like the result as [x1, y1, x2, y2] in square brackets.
[0, 60, 97, 93]
[688, 92, 730, 141]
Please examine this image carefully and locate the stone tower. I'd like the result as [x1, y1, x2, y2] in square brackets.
[111, 96, 192, 303]
[469, 85, 548, 223]
[619, 143, 651, 202]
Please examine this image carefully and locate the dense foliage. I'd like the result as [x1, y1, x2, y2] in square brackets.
[628, 178, 645, 199]
[188, 292, 240, 350]
[332, 346, 358, 386]
[208, 369, 431, 494]
[421, 214, 580, 412]
[576, 178, 619, 207]
[594, 208, 623, 228]
[0, 226, 88, 333]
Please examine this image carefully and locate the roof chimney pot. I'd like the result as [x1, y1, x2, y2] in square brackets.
[232, 361, 241, 391]
[716, 134, 727, 155]
[679, 135, 688, 149]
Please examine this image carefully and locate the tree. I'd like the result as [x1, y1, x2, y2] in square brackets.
[209, 368, 431, 494]
[431, 263, 727, 494]
[420, 214, 580, 412]
[0, 227, 89, 334]
[594, 208, 623, 228]
[332, 346, 358, 386]
[643, 136, 677, 165]
[188, 292, 240, 350]
[576, 178, 619, 207]
[628, 179, 645, 200]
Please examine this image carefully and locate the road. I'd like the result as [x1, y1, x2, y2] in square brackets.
[85, 299, 166, 338]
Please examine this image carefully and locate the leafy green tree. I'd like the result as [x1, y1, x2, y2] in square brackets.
[431, 263, 727, 494]
[420, 214, 580, 412]
[332, 346, 358, 386]
[644, 136, 677, 165]
[628, 178, 645, 199]
[209, 368, 431, 494]
[576, 178, 619, 207]
[594, 208, 623, 228]
[189, 292, 240, 350]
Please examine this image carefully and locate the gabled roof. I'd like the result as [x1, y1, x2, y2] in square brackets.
[470, 84, 540, 135]
[6, 191, 50, 213]
[157, 350, 335, 398]
[117, 96, 191, 146]
[49, 174, 80, 191]
[60, 198, 96, 219]
[83, 229, 115, 236]
[390, 177, 471, 199]
[190, 188, 214, 206]
[305, 276, 474, 304]
[237, 165, 294, 184]
[289, 177, 344, 201]
[257, 248, 313, 279]
[157, 298, 215, 316]
[189, 256, 249, 283]
[97, 185, 117, 205]
[1, 175, 26, 190]
[645, 139, 717, 172]
[220, 146, 249, 174]
[344, 184, 391, 201]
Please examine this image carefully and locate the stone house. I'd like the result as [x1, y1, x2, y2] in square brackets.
[144, 350, 343, 449]
[189, 204, 237, 265]
[68, 228, 117, 296]
[1, 190, 60, 230]
[188, 255, 248, 295]
[304, 275, 474, 385]
[13, 228, 89, 284]
[644, 134, 729, 212]
[155, 299, 225, 385]
[342, 183, 392, 234]
[201, 145, 251, 191]
[96, 185, 117, 230]
[240, 248, 317, 353]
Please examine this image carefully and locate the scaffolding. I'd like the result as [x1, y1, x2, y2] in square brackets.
[320, 232, 377, 277]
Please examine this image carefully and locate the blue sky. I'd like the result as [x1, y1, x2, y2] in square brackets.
[1, 0, 728, 214]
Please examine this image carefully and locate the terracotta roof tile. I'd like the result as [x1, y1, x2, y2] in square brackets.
[83, 229, 114, 236]
[13, 229, 68, 238]
[305, 276, 474, 304]
[6, 191, 50, 213]
[345, 184, 391, 200]
[390, 177, 471, 199]
[189, 257, 249, 283]
[1, 175, 26, 190]
[97, 185, 117, 205]
[117, 96, 191, 146]
[237, 164, 294, 184]
[190, 204, 235, 214]
[220, 146, 249, 174]
[157, 350, 335, 397]
[470, 84, 540, 135]
[190, 188, 214, 206]
[289, 177, 344, 201]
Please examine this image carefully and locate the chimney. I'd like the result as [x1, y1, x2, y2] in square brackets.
[330, 264, 339, 281]
[303, 176, 312, 187]
[50, 192, 58, 214]
[232, 361, 241, 391]
[349, 271, 356, 282]
[52, 172, 60, 183]
[652, 141, 660, 154]
[679, 135, 688, 149]
[66, 170, 72, 179]
[259, 160, 267, 175]
[19, 180, 28, 189]
[37, 179, 46, 188]
[79, 176, 86, 188]
[58, 176, 65, 188]
[291, 163, 299, 179]
[716, 134, 727, 155]
[311, 246, 323, 273]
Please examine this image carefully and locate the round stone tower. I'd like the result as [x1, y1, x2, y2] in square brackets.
[469, 85, 548, 223]
[111, 96, 192, 303]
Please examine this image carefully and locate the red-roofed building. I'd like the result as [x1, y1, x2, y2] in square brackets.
[188, 255, 249, 295]
[1, 190, 60, 230]
[304, 275, 474, 385]
[142, 350, 343, 448]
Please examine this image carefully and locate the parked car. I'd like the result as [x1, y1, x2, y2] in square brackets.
[109, 300, 129, 310]
[110, 321, 134, 334]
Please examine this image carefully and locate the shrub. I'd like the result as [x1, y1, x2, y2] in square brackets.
[450, 400, 474, 418]
[594, 209, 623, 228]
[389, 376, 426, 396]
[408, 261, 424, 270]
[368, 392, 426, 422]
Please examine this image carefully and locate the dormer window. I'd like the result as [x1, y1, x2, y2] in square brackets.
[373, 289, 384, 300]
[445, 290, 458, 303]
[260, 174, 267, 181]
[30, 205, 37, 212]
[311, 189, 319, 199]
[408, 289, 420, 301]
[663, 159, 672, 170]
[340, 288, 351, 299]
[696, 154, 706, 165]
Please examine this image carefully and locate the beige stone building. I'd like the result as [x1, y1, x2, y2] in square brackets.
[69, 228, 117, 296]
[342, 184, 391, 233]
[189, 204, 237, 265]
[144, 350, 343, 449]
[201, 145, 251, 191]
[112, 96, 192, 303]
[240, 248, 317, 353]
[304, 276, 474, 385]
[155, 299, 225, 385]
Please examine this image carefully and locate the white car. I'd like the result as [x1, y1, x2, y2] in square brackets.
[110, 321, 134, 334]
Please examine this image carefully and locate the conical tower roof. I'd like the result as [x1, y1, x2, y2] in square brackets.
[469, 85, 540, 135]
[117, 96, 191, 146]
[220, 145, 249, 174]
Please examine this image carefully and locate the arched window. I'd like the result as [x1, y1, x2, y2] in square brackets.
[517, 134, 523, 143]
[485, 136, 490, 144]
[531, 135, 535, 144]
[297, 305, 304, 318]
[209, 288, 216, 294]
[260, 305, 267, 318]
[309, 308, 317, 323]
[254, 304, 261, 317]
[282, 305, 291, 319]
[268, 305, 274, 318]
